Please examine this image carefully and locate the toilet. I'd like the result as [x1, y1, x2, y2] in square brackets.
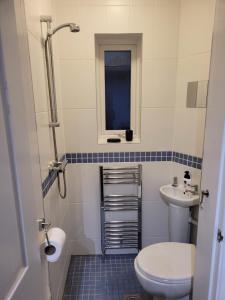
[134, 242, 195, 300]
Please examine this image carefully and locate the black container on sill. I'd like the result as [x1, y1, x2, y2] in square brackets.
[126, 129, 133, 142]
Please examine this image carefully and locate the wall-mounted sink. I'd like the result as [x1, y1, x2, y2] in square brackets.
[160, 184, 200, 208]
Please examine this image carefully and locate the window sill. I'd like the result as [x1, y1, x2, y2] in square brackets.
[98, 136, 141, 145]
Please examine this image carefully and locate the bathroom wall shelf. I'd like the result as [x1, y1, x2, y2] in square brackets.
[100, 165, 142, 254]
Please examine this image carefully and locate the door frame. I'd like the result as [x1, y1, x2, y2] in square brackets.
[193, 0, 225, 299]
[0, 0, 47, 299]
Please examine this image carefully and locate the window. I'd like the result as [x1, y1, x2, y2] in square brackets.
[105, 50, 131, 130]
[96, 34, 142, 144]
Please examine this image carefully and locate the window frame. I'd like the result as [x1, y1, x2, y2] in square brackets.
[96, 36, 141, 144]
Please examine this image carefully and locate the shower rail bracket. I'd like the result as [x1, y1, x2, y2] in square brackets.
[40, 16, 53, 23]
[37, 217, 51, 231]
[49, 122, 60, 128]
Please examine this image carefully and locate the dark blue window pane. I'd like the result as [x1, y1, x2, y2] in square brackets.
[104, 51, 131, 130]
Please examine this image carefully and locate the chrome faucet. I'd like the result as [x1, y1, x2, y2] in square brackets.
[185, 184, 199, 195]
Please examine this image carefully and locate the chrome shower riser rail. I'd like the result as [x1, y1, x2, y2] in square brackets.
[40, 16, 80, 199]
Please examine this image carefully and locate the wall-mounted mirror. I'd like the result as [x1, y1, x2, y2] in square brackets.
[186, 80, 209, 108]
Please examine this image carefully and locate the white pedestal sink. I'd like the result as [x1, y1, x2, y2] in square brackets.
[160, 184, 200, 243]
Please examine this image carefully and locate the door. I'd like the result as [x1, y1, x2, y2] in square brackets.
[193, 0, 225, 299]
[0, 0, 45, 299]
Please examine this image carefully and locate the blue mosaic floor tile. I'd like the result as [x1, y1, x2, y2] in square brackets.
[63, 255, 151, 300]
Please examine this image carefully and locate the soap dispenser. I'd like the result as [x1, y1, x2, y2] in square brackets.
[184, 170, 191, 187]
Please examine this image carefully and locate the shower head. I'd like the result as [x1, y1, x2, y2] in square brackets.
[69, 23, 80, 33]
[50, 23, 80, 36]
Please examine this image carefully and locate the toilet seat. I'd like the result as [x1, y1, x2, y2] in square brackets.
[136, 242, 195, 285]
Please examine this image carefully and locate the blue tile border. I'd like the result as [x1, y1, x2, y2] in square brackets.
[42, 154, 65, 198]
[65, 151, 202, 169]
[42, 151, 202, 198]
[172, 151, 202, 170]
[65, 151, 173, 164]
[42, 169, 58, 198]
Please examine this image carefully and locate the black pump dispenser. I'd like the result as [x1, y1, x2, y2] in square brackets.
[184, 170, 191, 186]
[184, 171, 191, 180]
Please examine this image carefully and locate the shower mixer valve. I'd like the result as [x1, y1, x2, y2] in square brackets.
[49, 160, 68, 172]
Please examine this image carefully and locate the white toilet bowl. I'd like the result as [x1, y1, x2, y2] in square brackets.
[134, 242, 195, 300]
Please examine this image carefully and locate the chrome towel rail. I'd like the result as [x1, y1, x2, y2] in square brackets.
[100, 165, 142, 254]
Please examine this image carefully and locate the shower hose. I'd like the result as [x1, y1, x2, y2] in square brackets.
[58, 170, 67, 199]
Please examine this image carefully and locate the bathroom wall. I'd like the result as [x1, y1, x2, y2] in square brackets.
[24, 1, 71, 299]
[26, 0, 216, 258]
[171, 0, 216, 243]
[172, 0, 216, 179]
[171, 0, 216, 187]
[53, 0, 181, 254]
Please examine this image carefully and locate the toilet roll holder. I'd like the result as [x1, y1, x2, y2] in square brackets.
[37, 218, 56, 256]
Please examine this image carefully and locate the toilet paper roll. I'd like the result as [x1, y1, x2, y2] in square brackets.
[45, 227, 66, 263]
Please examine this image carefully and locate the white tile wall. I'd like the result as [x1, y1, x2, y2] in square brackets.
[178, 0, 216, 58]
[141, 108, 174, 150]
[28, 33, 49, 113]
[63, 109, 98, 152]
[149, 0, 180, 59]
[59, 59, 96, 109]
[142, 58, 177, 108]
[173, 108, 206, 157]
[173, 0, 215, 161]
[35, 112, 53, 180]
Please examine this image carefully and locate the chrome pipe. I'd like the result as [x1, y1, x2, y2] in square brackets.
[105, 227, 138, 231]
[105, 220, 138, 224]
[44, 36, 58, 125]
[106, 232, 138, 236]
[104, 199, 138, 202]
[103, 171, 140, 175]
[104, 208, 138, 211]
[104, 194, 138, 198]
[104, 175, 139, 179]
[103, 166, 139, 170]
[103, 180, 139, 184]
[105, 245, 138, 249]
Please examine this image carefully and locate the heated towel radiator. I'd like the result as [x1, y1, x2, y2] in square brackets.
[100, 165, 142, 254]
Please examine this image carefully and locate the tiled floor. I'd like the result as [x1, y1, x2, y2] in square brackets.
[63, 254, 152, 300]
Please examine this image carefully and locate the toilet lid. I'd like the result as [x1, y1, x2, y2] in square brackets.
[136, 242, 195, 284]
